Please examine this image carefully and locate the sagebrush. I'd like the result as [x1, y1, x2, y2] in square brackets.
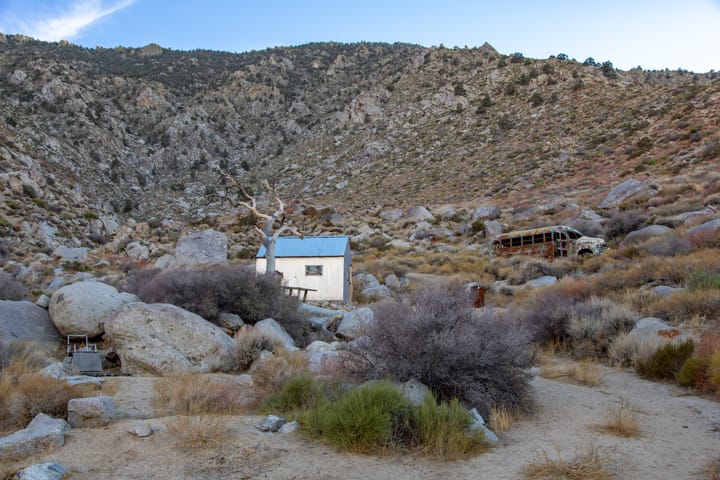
[354, 283, 533, 418]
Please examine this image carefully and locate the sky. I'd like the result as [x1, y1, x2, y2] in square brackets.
[1, 0, 719, 73]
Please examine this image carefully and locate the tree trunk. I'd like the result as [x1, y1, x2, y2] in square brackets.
[265, 239, 276, 275]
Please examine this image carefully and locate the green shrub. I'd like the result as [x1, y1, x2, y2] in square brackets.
[677, 357, 709, 387]
[413, 395, 486, 458]
[260, 373, 325, 414]
[302, 381, 409, 454]
[687, 270, 720, 291]
[636, 340, 694, 380]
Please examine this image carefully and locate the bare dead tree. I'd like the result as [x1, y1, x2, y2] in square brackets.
[218, 168, 301, 274]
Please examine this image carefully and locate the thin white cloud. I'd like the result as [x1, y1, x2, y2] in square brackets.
[7, 0, 135, 42]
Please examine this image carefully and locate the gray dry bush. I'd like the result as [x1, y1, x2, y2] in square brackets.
[565, 297, 637, 359]
[354, 283, 534, 418]
[131, 265, 314, 346]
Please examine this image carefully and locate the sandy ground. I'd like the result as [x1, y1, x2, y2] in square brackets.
[10, 361, 720, 480]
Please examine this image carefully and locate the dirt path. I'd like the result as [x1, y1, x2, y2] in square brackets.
[12, 363, 720, 479]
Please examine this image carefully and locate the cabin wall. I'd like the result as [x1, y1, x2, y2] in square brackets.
[256, 256, 347, 301]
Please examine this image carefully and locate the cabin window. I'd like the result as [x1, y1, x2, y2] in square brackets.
[305, 265, 323, 276]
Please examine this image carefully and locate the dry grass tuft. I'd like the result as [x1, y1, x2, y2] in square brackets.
[524, 446, 615, 480]
[0, 341, 95, 432]
[593, 398, 641, 437]
[541, 361, 604, 387]
[153, 374, 252, 415]
[568, 361, 605, 387]
[167, 415, 230, 451]
[489, 405, 522, 433]
[703, 458, 720, 480]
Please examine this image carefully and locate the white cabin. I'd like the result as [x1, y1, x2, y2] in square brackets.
[255, 236, 352, 303]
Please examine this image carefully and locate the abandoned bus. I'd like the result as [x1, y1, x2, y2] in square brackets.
[490, 225, 607, 260]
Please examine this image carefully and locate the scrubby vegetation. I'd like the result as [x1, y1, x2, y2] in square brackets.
[125, 265, 314, 345]
[354, 283, 534, 419]
[264, 378, 487, 458]
[523, 447, 615, 480]
[0, 341, 95, 432]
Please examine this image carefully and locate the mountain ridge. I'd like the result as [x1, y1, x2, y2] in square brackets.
[1, 34, 718, 257]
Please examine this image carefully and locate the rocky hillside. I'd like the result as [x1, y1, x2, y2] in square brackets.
[1, 33, 719, 258]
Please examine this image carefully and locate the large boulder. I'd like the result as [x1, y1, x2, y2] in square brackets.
[336, 308, 374, 340]
[0, 300, 61, 347]
[49, 282, 138, 337]
[598, 178, 657, 209]
[305, 341, 346, 373]
[175, 229, 228, 268]
[405, 206, 434, 222]
[67, 396, 115, 428]
[352, 273, 381, 292]
[253, 318, 298, 351]
[472, 205, 501, 221]
[685, 218, 720, 244]
[620, 225, 674, 246]
[379, 209, 404, 222]
[105, 302, 234, 376]
[51, 246, 88, 261]
[0, 414, 70, 462]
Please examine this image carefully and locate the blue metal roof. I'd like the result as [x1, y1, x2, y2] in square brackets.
[256, 236, 350, 258]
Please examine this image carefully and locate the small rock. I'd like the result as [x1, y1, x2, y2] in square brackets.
[279, 420, 298, 434]
[258, 415, 285, 432]
[128, 421, 153, 437]
[12, 462, 68, 480]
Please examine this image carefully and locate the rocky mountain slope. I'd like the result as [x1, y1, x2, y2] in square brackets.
[1, 33, 719, 258]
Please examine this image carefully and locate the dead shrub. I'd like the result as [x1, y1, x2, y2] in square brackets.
[524, 446, 615, 480]
[354, 283, 534, 419]
[153, 374, 251, 415]
[604, 209, 648, 244]
[512, 277, 594, 345]
[230, 328, 283, 372]
[593, 398, 640, 437]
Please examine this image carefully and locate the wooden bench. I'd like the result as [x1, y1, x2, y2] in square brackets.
[281, 286, 317, 301]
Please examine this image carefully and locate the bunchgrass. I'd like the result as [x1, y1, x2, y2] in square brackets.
[167, 415, 229, 451]
[524, 446, 615, 480]
[153, 374, 251, 415]
[413, 395, 487, 459]
[593, 398, 641, 437]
